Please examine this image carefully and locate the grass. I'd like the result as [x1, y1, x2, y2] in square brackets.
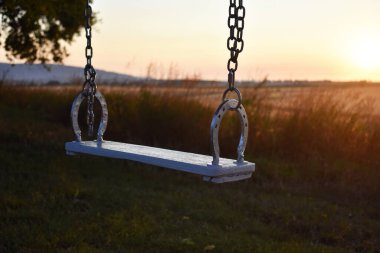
[0, 85, 379, 253]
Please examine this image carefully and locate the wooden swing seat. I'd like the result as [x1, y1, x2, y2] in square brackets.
[65, 140, 255, 183]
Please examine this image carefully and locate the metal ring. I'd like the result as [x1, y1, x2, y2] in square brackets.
[210, 99, 249, 166]
[85, 5, 92, 18]
[227, 59, 238, 72]
[222, 87, 242, 110]
[237, 6, 246, 18]
[227, 37, 237, 50]
[70, 91, 108, 142]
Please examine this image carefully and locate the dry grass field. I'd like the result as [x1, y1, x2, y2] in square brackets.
[35, 83, 380, 114]
[0, 83, 379, 252]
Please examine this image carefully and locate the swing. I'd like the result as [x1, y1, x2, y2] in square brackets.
[65, 0, 255, 183]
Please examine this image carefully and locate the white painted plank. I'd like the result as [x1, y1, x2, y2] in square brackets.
[65, 141, 255, 183]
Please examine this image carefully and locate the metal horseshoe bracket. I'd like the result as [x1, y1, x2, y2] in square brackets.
[70, 91, 109, 142]
[210, 98, 249, 166]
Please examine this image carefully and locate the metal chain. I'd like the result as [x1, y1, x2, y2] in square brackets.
[227, 0, 245, 90]
[82, 0, 97, 136]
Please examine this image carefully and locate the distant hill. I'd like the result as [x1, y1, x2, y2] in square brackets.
[0, 63, 139, 85]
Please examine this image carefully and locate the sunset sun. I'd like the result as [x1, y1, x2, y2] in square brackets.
[350, 34, 380, 70]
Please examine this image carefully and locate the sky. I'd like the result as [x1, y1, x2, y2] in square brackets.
[3, 0, 380, 81]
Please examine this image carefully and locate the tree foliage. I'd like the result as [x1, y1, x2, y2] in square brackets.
[0, 0, 96, 63]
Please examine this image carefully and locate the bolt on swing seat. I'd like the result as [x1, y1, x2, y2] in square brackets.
[65, 0, 255, 183]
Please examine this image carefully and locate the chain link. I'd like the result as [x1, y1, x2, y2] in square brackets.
[82, 0, 97, 137]
[227, 0, 245, 90]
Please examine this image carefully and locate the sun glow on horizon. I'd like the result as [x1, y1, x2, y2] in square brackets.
[349, 33, 380, 71]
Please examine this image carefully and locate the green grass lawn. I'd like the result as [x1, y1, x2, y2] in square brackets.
[0, 86, 379, 253]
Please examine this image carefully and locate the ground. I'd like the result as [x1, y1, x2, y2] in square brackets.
[0, 84, 379, 253]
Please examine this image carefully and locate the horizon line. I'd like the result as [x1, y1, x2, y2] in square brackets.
[1, 61, 379, 83]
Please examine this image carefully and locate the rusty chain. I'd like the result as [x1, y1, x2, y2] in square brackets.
[82, 0, 97, 137]
[227, 0, 245, 91]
